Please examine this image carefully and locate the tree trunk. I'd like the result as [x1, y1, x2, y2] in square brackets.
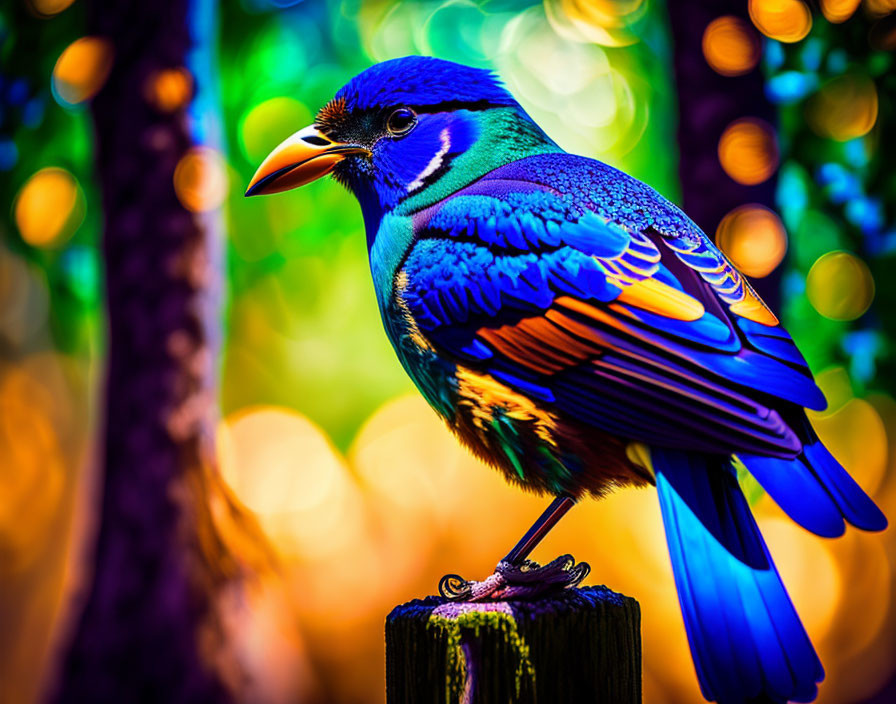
[50, 1, 257, 701]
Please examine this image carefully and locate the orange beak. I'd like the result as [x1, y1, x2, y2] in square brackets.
[244, 124, 369, 197]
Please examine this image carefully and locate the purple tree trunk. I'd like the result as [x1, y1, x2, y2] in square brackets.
[51, 1, 246, 701]
[668, 0, 782, 310]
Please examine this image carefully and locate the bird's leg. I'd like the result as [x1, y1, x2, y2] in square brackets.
[502, 493, 577, 565]
[440, 493, 590, 601]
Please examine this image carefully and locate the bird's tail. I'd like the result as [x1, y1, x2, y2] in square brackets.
[652, 448, 823, 704]
[738, 418, 887, 538]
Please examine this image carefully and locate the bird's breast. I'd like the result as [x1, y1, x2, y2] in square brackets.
[382, 279, 458, 422]
[384, 276, 645, 497]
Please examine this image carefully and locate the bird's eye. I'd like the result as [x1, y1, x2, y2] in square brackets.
[386, 108, 417, 137]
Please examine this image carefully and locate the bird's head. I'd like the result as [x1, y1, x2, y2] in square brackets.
[245, 56, 560, 231]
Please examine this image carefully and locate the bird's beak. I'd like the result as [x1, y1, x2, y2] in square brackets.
[244, 124, 369, 197]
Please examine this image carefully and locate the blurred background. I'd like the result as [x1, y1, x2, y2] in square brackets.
[2, 0, 896, 702]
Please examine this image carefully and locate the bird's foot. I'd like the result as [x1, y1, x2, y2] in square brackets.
[439, 554, 590, 602]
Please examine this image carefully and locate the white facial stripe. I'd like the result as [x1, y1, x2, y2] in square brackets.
[408, 127, 451, 192]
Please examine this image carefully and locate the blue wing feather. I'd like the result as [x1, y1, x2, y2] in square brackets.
[401, 154, 828, 454]
[736, 317, 808, 367]
[400, 152, 883, 531]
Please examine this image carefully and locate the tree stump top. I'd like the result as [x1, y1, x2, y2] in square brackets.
[386, 585, 641, 704]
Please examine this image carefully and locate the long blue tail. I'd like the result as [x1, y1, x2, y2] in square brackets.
[653, 448, 824, 704]
[739, 419, 887, 538]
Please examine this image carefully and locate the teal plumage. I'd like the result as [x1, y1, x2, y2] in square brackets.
[246, 56, 886, 704]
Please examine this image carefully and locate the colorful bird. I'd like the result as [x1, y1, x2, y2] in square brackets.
[246, 56, 886, 704]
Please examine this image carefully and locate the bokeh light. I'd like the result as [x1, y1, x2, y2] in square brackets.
[748, 0, 812, 43]
[498, 6, 647, 161]
[0, 348, 91, 704]
[27, 0, 75, 17]
[814, 367, 855, 414]
[806, 75, 879, 142]
[217, 406, 363, 561]
[809, 396, 888, 497]
[819, 534, 894, 704]
[0, 139, 19, 171]
[60, 246, 99, 304]
[820, 0, 861, 23]
[715, 204, 788, 278]
[718, 117, 779, 185]
[239, 96, 310, 165]
[0, 249, 50, 347]
[865, 0, 896, 18]
[760, 517, 842, 637]
[357, 2, 425, 61]
[544, 0, 649, 48]
[0, 356, 71, 576]
[173, 146, 228, 212]
[418, 1, 494, 63]
[52, 37, 113, 106]
[702, 16, 761, 77]
[806, 251, 875, 321]
[352, 394, 463, 526]
[14, 167, 84, 247]
[144, 67, 194, 113]
[27, 0, 76, 17]
[242, 19, 311, 85]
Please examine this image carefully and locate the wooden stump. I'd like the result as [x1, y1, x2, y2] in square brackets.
[385, 586, 641, 704]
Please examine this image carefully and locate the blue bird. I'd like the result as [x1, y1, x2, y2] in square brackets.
[246, 56, 886, 704]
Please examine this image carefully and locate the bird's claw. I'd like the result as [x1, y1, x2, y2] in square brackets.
[438, 573, 475, 600]
[439, 554, 590, 602]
